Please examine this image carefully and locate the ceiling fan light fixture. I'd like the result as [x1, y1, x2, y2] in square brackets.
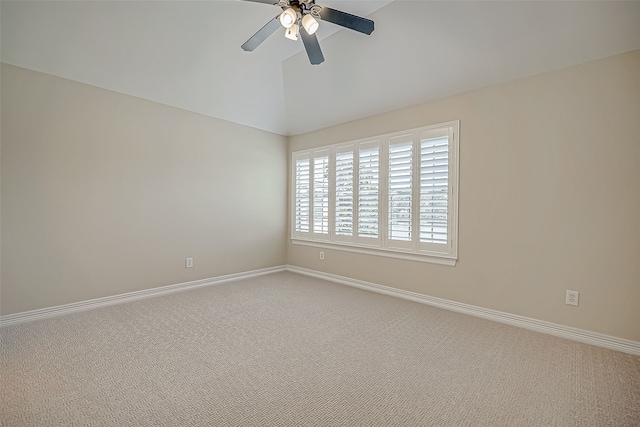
[301, 14, 319, 35]
[280, 8, 297, 29]
[285, 23, 299, 41]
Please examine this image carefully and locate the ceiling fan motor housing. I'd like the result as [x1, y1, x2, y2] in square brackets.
[280, 0, 317, 15]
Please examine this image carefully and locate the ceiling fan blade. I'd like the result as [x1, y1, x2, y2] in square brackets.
[241, 16, 282, 52]
[300, 30, 324, 65]
[318, 7, 374, 35]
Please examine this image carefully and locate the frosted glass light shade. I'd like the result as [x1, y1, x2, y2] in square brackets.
[302, 14, 319, 35]
[280, 8, 296, 29]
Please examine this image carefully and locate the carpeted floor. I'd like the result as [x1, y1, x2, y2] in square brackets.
[1, 271, 639, 426]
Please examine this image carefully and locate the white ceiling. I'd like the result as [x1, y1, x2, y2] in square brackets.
[2, 1, 640, 136]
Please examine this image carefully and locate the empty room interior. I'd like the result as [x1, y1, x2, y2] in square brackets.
[1, 1, 640, 426]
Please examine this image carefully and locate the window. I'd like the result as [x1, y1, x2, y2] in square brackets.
[292, 121, 459, 265]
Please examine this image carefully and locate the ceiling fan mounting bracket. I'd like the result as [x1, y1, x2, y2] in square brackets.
[309, 5, 321, 18]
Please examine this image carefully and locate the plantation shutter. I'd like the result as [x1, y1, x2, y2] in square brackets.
[291, 121, 457, 265]
[335, 148, 354, 238]
[294, 156, 310, 233]
[358, 143, 380, 241]
[420, 132, 449, 246]
[388, 136, 413, 245]
[312, 153, 330, 235]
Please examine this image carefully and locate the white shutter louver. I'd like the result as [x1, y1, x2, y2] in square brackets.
[388, 140, 413, 241]
[358, 146, 379, 238]
[420, 136, 449, 244]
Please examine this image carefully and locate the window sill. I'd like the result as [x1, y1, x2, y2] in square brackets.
[291, 238, 457, 266]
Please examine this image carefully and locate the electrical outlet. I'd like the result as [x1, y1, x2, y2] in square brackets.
[566, 290, 579, 306]
[320, 251, 325, 260]
[185, 257, 193, 268]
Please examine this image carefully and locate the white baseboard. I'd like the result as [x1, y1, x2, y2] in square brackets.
[0, 265, 287, 328]
[3, 264, 638, 356]
[286, 265, 640, 356]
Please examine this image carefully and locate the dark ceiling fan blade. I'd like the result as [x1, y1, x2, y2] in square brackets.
[300, 29, 324, 65]
[318, 6, 374, 35]
[241, 16, 282, 52]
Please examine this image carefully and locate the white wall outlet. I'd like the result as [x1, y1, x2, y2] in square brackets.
[185, 257, 193, 268]
[566, 290, 579, 306]
[320, 251, 325, 260]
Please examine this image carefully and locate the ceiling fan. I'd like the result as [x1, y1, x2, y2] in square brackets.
[241, 0, 375, 65]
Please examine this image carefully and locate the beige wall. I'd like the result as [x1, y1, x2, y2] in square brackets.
[288, 50, 640, 342]
[2, 51, 639, 343]
[1, 64, 287, 315]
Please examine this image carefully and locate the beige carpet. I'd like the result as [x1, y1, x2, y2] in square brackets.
[1, 271, 639, 426]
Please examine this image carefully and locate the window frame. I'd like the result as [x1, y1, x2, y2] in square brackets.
[291, 121, 459, 266]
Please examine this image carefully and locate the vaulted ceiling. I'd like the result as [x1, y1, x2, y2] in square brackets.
[2, 1, 640, 136]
